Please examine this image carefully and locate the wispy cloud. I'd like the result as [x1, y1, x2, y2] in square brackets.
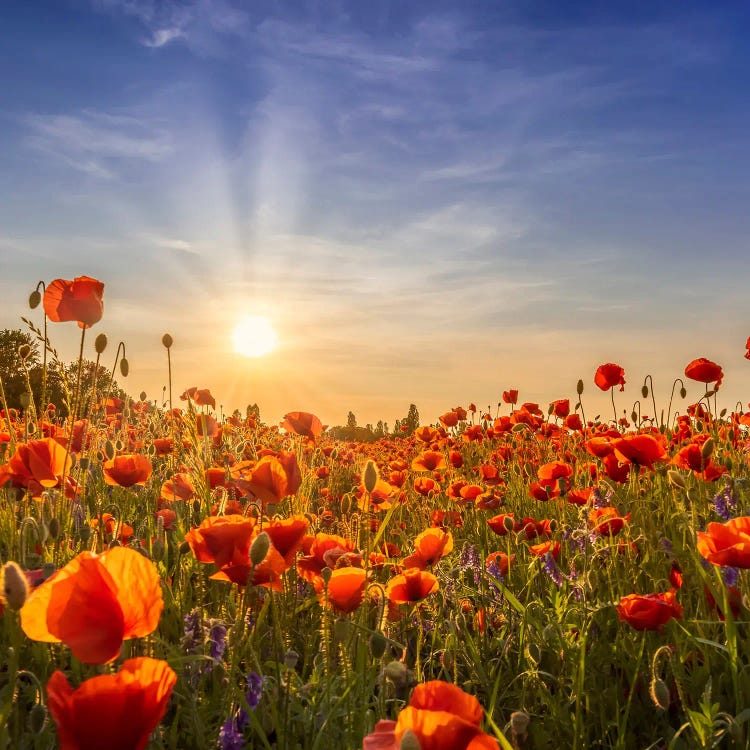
[23, 110, 173, 178]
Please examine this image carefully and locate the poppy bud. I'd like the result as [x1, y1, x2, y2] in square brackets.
[510, 711, 530, 743]
[503, 516, 516, 532]
[28, 703, 47, 734]
[511, 423, 526, 433]
[667, 470, 686, 489]
[283, 649, 299, 670]
[151, 539, 166, 562]
[78, 456, 90, 471]
[642, 385, 649, 398]
[400, 730, 421, 750]
[120, 358, 129, 377]
[250, 532, 270, 566]
[20, 392, 31, 408]
[95, 333, 108, 354]
[577, 379, 584, 395]
[320, 566, 332, 584]
[649, 677, 670, 711]
[701, 438, 714, 460]
[162, 333, 173, 349]
[363, 460, 379, 493]
[680, 387, 687, 399]
[140, 391, 147, 402]
[369, 631, 387, 659]
[631, 411, 638, 424]
[720, 408, 727, 418]
[27, 422, 36, 436]
[29, 290, 41, 309]
[48, 517, 61, 540]
[18, 344, 31, 360]
[105, 441, 115, 460]
[384, 660, 407, 684]
[3, 561, 29, 610]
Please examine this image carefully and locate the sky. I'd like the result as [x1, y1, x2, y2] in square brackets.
[2, 0, 750, 428]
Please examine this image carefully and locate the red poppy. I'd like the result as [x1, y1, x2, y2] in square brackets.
[616, 590, 683, 631]
[549, 399, 570, 418]
[684, 357, 723, 390]
[46, 657, 176, 750]
[594, 363, 625, 392]
[322, 567, 367, 614]
[612, 434, 667, 469]
[103, 455, 153, 488]
[297, 533, 357, 584]
[589, 507, 630, 536]
[21, 547, 163, 664]
[411, 451, 447, 472]
[281, 411, 324, 439]
[386, 568, 439, 604]
[43, 276, 104, 329]
[502, 390, 518, 405]
[159, 472, 195, 505]
[362, 681, 499, 750]
[1, 437, 70, 491]
[697, 516, 750, 567]
[403, 528, 454, 569]
[745, 337, 750, 361]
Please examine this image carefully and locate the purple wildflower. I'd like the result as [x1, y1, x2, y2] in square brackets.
[208, 621, 228, 663]
[218, 717, 243, 750]
[542, 552, 563, 587]
[722, 566, 739, 587]
[713, 483, 737, 521]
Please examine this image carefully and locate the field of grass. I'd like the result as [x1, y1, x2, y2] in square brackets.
[2, 278, 750, 749]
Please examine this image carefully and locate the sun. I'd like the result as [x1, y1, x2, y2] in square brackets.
[231, 315, 278, 358]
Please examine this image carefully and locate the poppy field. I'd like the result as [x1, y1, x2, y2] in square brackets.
[4, 277, 750, 750]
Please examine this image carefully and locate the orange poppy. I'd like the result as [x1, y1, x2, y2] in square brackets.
[403, 528, 453, 569]
[549, 399, 570, 418]
[594, 363, 625, 392]
[362, 680, 500, 750]
[264, 515, 310, 566]
[502, 389, 518, 404]
[415, 426, 440, 443]
[184, 514, 257, 569]
[321, 567, 367, 614]
[684, 357, 723, 390]
[281, 411, 324, 439]
[745, 337, 750, 361]
[233, 455, 295, 507]
[697, 516, 750, 567]
[439, 411, 459, 428]
[612, 434, 666, 469]
[21, 547, 163, 664]
[411, 451, 447, 472]
[386, 568, 439, 604]
[1, 437, 70, 491]
[297, 533, 357, 584]
[103, 455, 153, 487]
[588, 507, 630, 536]
[46, 657, 176, 750]
[43, 275, 104, 329]
[159, 472, 195, 505]
[616, 591, 683, 631]
[485, 551, 513, 577]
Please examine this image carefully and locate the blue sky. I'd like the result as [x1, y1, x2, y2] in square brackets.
[2, 1, 750, 426]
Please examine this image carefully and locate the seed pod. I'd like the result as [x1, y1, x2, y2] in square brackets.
[384, 660, 408, 684]
[120, 358, 129, 377]
[679, 387, 687, 399]
[104, 441, 115, 460]
[642, 385, 649, 398]
[162, 333, 173, 349]
[95, 333, 108, 354]
[577, 379, 584, 395]
[29, 290, 41, 309]
[510, 711, 530, 743]
[151, 539, 166, 562]
[20, 392, 31, 408]
[3, 561, 29, 610]
[283, 649, 300, 670]
[140, 391, 147, 402]
[701, 438, 714, 460]
[18, 344, 32, 360]
[78, 456, 90, 471]
[667, 470, 686, 489]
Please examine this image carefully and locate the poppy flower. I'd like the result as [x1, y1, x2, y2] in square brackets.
[745, 337, 750, 361]
[485, 551, 513, 577]
[297, 533, 357, 584]
[386, 568, 439, 604]
[362, 680, 500, 750]
[43, 276, 104, 329]
[697, 516, 750, 567]
[528, 540, 560, 560]
[1, 437, 70, 491]
[233, 455, 296, 507]
[21, 547, 163, 664]
[185, 515, 257, 569]
[439, 411, 459, 428]
[46, 657, 176, 750]
[402, 528, 454, 569]
[612, 434, 667, 469]
[103, 455, 153, 488]
[322, 567, 367, 614]
[281, 411, 324, 439]
[564, 413, 583, 431]
[588, 507, 629, 536]
[411, 451, 447, 472]
[684, 358, 723, 390]
[159, 472, 195, 505]
[549, 399, 570, 418]
[502, 390, 518, 405]
[264, 515, 310, 566]
[594, 363, 625, 392]
[616, 590, 683, 631]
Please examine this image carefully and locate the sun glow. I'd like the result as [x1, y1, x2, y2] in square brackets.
[231, 315, 278, 358]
